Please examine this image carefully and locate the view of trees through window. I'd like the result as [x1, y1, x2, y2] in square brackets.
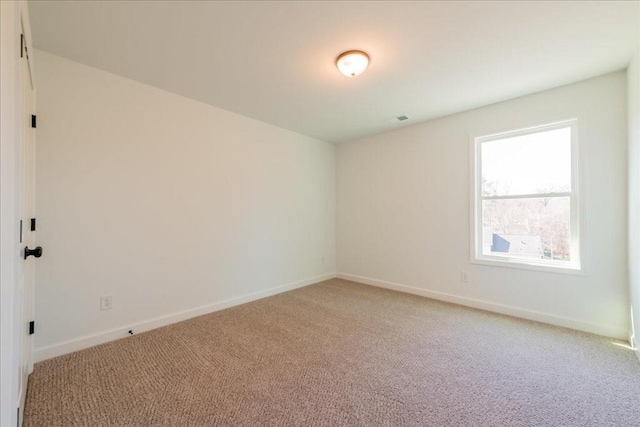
[482, 196, 571, 261]
[479, 126, 573, 263]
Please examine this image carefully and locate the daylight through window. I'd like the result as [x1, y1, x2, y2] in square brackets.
[472, 120, 580, 271]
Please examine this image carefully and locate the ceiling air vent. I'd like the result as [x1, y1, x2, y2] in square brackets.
[386, 115, 410, 124]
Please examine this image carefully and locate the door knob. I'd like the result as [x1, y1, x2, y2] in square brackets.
[24, 246, 42, 259]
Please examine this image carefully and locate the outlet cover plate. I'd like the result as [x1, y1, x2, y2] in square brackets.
[460, 271, 470, 283]
[100, 295, 113, 311]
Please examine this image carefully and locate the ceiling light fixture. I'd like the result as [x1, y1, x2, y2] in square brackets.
[336, 50, 370, 77]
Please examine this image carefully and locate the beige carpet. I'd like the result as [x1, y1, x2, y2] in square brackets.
[24, 279, 640, 426]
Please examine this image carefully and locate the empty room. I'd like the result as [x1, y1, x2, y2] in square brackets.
[2, 1, 640, 425]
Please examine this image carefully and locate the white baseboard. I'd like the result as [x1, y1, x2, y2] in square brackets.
[35, 273, 337, 362]
[633, 337, 640, 363]
[336, 272, 628, 340]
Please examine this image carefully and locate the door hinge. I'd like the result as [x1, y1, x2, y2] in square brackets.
[19, 220, 22, 243]
[30, 218, 36, 231]
[31, 115, 36, 128]
[29, 321, 35, 335]
[20, 34, 24, 58]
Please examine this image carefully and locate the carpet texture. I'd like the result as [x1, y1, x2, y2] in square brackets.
[24, 279, 640, 426]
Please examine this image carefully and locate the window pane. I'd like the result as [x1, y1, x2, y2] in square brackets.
[481, 127, 571, 196]
[482, 197, 571, 262]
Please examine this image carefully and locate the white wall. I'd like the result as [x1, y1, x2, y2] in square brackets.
[34, 50, 336, 361]
[337, 72, 629, 339]
[629, 48, 640, 357]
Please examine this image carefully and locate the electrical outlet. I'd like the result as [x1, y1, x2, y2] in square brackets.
[460, 271, 470, 283]
[100, 295, 113, 311]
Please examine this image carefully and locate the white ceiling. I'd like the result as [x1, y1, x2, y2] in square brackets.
[29, 1, 639, 143]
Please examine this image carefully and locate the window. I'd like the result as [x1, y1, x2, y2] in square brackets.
[471, 120, 581, 272]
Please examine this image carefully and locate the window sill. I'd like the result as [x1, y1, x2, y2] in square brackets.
[471, 256, 584, 275]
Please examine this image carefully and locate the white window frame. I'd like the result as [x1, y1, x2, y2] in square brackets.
[470, 119, 583, 274]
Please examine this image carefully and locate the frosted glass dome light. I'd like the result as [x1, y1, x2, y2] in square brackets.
[336, 50, 370, 77]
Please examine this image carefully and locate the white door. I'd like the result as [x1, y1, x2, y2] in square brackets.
[17, 12, 37, 424]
